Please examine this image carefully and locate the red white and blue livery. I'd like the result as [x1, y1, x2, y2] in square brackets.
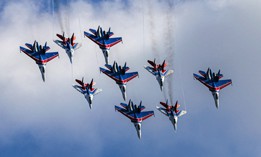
[157, 100, 187, 131]
[19, 41, 59, 82]
[193, 68, 232, 109]
[100, 61, 138, 101]
[115, 100, 154, 139]
[84, 26, 122, 64]
[73, 78, 102, 109]
[144, 59, 174, 91]
[54, 33, 81, 64]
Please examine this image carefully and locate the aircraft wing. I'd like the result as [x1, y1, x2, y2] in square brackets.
[25, 43, 33, 51]
[20, 46, 40, 62]
[54, 40, 65, 49]
[115, 105, 154, 121]
[105, 64, 113, 70]
[194, 73, 232, 91]
[93, 88, 102, 95]
[199, 70, 206, 77]
[161, 69, 174, 77]
[73, 43, 82, 50]
[73, 85, 84, 94]
[120, 72, 139, 83]
[177, 110, 187, 117]
[100, 67, 138, 83]
[89, 29, 97, 35]
[120, 103, 128, 109]
[215, 79, 232, 90]
[144, 66, 157, 76]
[193, 73, 212, 88]
[102, 37, 122, 48]
[135, 111, 154, 121]
[85, 31, 122, 48]
[41, 52, 59, 63]
[156, 106, 168, 116]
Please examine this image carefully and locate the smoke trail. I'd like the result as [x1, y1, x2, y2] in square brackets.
[53, 0, 70, 36]
[147, 0, 159, 59]
[163, 0, 175, 105]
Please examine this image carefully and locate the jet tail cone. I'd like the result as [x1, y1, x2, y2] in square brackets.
[89, 104, 92, 109]
[160, 85, 163, 91]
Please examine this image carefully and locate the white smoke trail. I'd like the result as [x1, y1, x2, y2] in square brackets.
[147, 0, 159, 59]
[53, 0, 70, 36]
[163, 0, 175, 105]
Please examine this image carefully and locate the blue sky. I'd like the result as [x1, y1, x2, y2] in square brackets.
[0, 0, 261, 157]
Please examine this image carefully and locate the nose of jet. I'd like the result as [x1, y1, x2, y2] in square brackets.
[119, 85, 127, 101]
[134, 123, 142, 139]
[38, 65, 46, 82]
[212, 92, 219, 109]
[86, 95, 93, 109]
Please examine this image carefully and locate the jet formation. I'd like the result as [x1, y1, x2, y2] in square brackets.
[144, 59, 174, 91]
[84, 26, 122, 64]
[73, 78, 102, 109]
[193, 68, 232, 109]
[20, 41, 59, 82]
[18, 24, 233, 139]
[115, 100, 154, 139]
[54, 33, 81, 64]
[157, 100, 187, 131]
[100, 61, 138, 101]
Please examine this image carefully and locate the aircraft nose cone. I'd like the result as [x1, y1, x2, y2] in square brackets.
[134, 123, 142, 139]
[212, 92, 219, 109]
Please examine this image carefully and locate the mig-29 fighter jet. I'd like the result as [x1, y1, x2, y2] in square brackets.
[20, 41, 59, 82]
[144, 59, 174, 91]
[100, 61, 138, 101]
[73, 78, 102, 109]
[84, 26, 122, 64]
[54, 32, 81, 64]
[115, 100, 154, 139]
[157, 100, 187, 131]
[193, 68, 232, 109]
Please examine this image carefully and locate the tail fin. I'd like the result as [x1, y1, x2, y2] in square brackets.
[90, 78, 94, 91]
[174, 101, 180, 113]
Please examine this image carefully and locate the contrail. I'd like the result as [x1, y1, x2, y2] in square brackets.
[53, 0, 70, 36]
[147, 0, 159, 59]
[163, 0, 175, 105]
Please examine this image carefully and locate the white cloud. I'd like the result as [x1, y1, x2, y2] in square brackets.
[0, 0, 261, 156]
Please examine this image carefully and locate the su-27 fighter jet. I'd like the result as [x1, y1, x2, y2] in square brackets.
[20, 41, 59, 82]
[157, 100, 187, 131]
[144, 59, 174, 91]
[84, 26, 122, 64]
[54, 33, 81, 64]
[115, 100, 154, 139]
[193, 68, 232, 109]
[100, 61, 138, 101]
[73, 78, 102, 109]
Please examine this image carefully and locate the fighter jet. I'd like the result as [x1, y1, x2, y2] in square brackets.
[100, 61, 138, 101]
[73, 78, 102, 109]
[193, 68, 232, 109]
[144, 59, 174, 91]
[115, 100, 154, 139]
[54, 32, 81, 64]
[84, 26, 122, 64]
[157, 100, 187, 131]
[20, 41, 59, 82]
